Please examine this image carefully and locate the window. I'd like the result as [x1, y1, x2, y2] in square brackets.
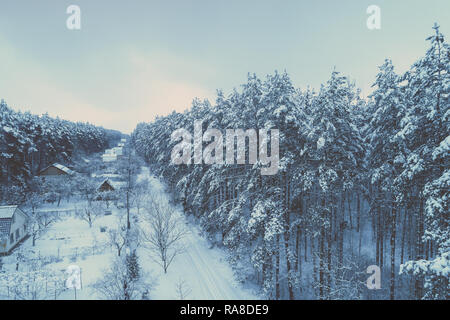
[15, 229, 20, 239]
[12, 215, 15, 223]
[10, 233, 14, 244]
[24, 224, 27, 233]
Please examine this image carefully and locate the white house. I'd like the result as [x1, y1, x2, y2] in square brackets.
[102, 154, 117, 162]
[113, 147, 123, 156]
[0, 206, 30, 255]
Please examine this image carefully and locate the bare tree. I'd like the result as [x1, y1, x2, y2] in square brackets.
[175, 278, 192, 300]
[116, 150, 140, 230]
[131, 179, 149, 215]
[100, 190, 118, 209]
[77, 202, 103, 228]
[93, 255, 153, 300]
[141, 196, 187, 273]
[108, 226, 128, 257]
[26, 178, 44, 215]
[29, 211, 57, 246]
[73, 175, 98, 205]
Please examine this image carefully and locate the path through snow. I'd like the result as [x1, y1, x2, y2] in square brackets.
[138, 167, 258, 300]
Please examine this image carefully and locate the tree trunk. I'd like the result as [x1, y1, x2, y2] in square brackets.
[275, 234, 280, 300]
[390, 205, 397, 300]
[414, 198, 424, 299]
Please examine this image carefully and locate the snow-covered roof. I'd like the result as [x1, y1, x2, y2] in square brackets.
[97, 179, 125, 191]
[103, 147, 123, 155]
[0, 205, 18, 219]
[52, 163, 76, 175]
[39, 163, 76, 176]
[102, 154, 117, 162]
[91, 173, 121, 179]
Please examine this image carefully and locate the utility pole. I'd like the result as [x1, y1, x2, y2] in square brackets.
[127, 151, 131, 230]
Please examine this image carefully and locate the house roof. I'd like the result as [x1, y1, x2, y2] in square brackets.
[38, 163, 76, 176]
[98, 179, 125, 190]
[0, 206, 29, 239]
[52, 163, 76, 175]
[0, 205, 18, 219]
[91, 173, 121, 179]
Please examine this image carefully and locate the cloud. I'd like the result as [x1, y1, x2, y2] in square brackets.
[0, 35, 215, 133]
[125, 50, 215, 125]
[0, 36, 115, 125]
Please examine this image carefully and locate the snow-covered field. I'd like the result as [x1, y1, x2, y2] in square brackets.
[0, 167, 259, 300]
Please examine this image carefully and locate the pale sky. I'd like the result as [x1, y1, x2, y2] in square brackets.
[0, 0, 449, 133]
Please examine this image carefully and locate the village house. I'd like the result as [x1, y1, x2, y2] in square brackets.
[96, 179, 125, 201]
[97, 179, 125, 192]
[101, 144, 125, 162]
[37, 163, 76, 178]
[113, 147, 123, 156]
[0, 206, 30, 255]
[102, 153, 117, 162]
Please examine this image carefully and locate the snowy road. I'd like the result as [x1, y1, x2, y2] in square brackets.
[138, 167, 258, 300]
[183, 227, 238, 299]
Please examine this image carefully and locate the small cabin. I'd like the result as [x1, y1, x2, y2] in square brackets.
[37, 163, 76, 177]
[0, 206, 30, 255]
[96, 179, 124, 201]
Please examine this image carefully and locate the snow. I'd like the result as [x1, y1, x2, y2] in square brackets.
[51, 163, 76, 175]
[0, 205, 18, 219]
[400, 251, 450, 278]
[91, 173, 121, 179]
[0, 207, 117, 299]
[0, 166, 259, 300]
[317, 136, 325, 149]
[433, 135, 450, 160]
[136, 167, 259, 300]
